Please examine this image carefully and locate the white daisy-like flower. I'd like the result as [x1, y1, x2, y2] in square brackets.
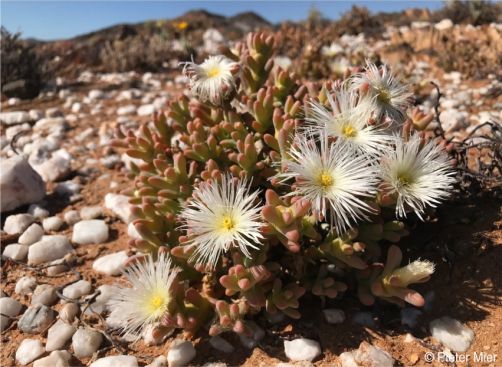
[182, 55, 238, 105]
[350, 62, 412, 123]
[380, 134, 456, 219]
[276, 133, 379, 234]
[107, 252, 179, 340]
[179, 175, 263, 268]
[306, 89, 393, 157]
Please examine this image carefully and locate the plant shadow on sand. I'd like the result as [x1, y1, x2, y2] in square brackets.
[188, 196, 501, 365]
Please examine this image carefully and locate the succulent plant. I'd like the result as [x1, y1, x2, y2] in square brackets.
[109, 31, 456, 341]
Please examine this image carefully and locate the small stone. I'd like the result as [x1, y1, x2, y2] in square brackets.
[46, 319, 77, 351]
[142, 324, 172, 346]
[64, 210, 81, 225]
[28, 204, 50, 220]
[434, 18, 453, 31]
[104, 193, 134, 223]
[28, 235, 74, 265]
[32, 284, 58, 306]
[86, 285, 115, 315]
[18, 223, 44, 245]
[440, 109, 467, 132]
[404, 333, 416, 343]
[167, 340, 196, 367]
[92, 251, 128, 276]
[3, 213, 35, 235]
[15, 338, 45, 366]
[33, 350, 72, 367]
[238, 322, 265, 349]
[15, 276, 37, 295]
[401, 308, 422, 328]
[409, 353, 419, 365]
[55, 181, 82, 196]
[353, 312, 376, 327]
[0, 111, 31, 125]
[18, 304, 56, 333]
[72, 220, 109, 244]
[146, 356, 167, 367]
[45, 259, 69, 276]
[32, 149, 72, 182]
[137, 104, 155, 116]
[430, 316, 474, 352]
[72, 328, 103, 358]
[89, 89, 105, 100]
[117, 105, 137, 116]
[80, 206, 103, 220]
[2, 244, 28, 261]
[62, 280, 92, 299]
[90, 355, 139, 367]
[323, 308, 345, 324]
[43, 216, 64, 232]
[284, 338, 321, 362]
[1, 156, 45, 212]
[127, 222, 141, 239]
[59, 302, 79, 323]
[0, 297, 22, 331]
[209, 335, 234, 353]
[339, 342, 394, 367]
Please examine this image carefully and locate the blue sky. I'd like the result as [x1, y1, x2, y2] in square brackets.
[2, 1, 446, 41]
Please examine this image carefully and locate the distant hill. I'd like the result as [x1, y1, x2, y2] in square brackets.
[30, 9, 273, 76]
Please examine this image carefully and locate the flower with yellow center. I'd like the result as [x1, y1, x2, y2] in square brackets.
[181, 55, 238, 105]
[275, 132, 379, 234]
[107, 252, 179, 340]
[179, 175, 263, 268]
[349, 61, 412, 123]
[175, 21, 188, 31]
[379, 134, 456, 219]
[306, 89, 393, 157]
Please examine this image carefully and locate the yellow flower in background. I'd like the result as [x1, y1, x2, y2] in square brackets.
[176, 21, 189, 31]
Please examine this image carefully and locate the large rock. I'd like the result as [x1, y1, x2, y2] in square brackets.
[0, 156, 45, 212]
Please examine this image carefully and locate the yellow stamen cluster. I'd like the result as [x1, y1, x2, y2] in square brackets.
[143, 291, 168, 317]
[318, 171, 334, 189]
[207, 66, 221, 78]
[376, 87, 391, 104]
[221, 215, 235, 231]
[342, 124, 357, 138]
